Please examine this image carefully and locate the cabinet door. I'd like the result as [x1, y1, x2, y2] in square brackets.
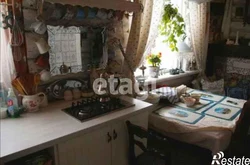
[111, 111, 149, 165]
[57, 125, 112, 165]
[57, 135, 89, 165]
[111, 121, 128, 165]
[87, 125, 112, 165]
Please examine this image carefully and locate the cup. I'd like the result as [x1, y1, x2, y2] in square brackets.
[96, 9, 108, 19]
[35, 38, 50, 54]
[76, 6, 85, 19]
[183, 97, 196, 107]
[87, 7, 98, 18]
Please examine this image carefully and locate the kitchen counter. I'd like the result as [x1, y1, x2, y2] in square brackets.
[0, 96, 153, 163]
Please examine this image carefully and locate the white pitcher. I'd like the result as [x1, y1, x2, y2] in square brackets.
[21, 92, 46, 112]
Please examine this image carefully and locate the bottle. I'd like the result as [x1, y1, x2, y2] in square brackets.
[6, 88, 19, 117]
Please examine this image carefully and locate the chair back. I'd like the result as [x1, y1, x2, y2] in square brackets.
[229, 100, 250, 156]
[234, 100, 250, 139]
[126, 121, 148, 165]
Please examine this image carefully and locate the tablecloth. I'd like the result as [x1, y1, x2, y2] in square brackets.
[149, 89, 247, 154]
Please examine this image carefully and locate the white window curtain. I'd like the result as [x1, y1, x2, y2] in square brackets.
[137, 0, 193, 75]
[123, 0, 154, 78]
[0, 4, 16, 96]
[135, 0, 209, 76]
[188, 1, 210, 75]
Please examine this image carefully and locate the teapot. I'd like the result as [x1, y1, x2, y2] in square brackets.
[96, 72, 121, 99]
[60, 62, 71, 74]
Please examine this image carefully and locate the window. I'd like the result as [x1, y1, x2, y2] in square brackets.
[135, 0, 194, 77]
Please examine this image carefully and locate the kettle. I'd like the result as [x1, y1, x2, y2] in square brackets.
[60, 62, 71, 74]
[97, 72, 121, 97]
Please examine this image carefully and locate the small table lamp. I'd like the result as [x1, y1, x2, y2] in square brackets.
[176, 41, 193, 71]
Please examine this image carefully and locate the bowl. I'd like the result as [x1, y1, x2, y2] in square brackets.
[145, 93, 160, 104]
[190, 93, 201, 103]
[183, 97, 196, 107]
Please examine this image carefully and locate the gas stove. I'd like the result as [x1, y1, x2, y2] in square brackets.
[62, 96, 135, 122]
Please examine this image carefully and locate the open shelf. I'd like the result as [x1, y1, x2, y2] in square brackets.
[4, 147, 56, 165]
[45, 0, 142, 13]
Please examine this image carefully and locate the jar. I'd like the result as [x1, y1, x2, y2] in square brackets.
[72, 88, 81, 100]
[64, 90, 73, 101]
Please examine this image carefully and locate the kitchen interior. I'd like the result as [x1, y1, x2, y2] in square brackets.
[0, 0, 250, 165]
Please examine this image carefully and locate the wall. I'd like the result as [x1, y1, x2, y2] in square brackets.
[223, 0, 250, 39]
[22, 0, 46, 73]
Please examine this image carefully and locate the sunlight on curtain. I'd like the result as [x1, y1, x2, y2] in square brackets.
[189, 2, 210, 74]
[0, 4, 16, 97]
[135, 0, 193, 77]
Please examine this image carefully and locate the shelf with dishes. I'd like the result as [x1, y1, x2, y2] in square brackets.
[44, 0, 143, 13]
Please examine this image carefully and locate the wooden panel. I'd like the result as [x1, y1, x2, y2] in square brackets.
[111, 121, 129, 165]
[86, 125, 112, 165]
[45, 0, 142, 12]
[57, 135, 89, 165]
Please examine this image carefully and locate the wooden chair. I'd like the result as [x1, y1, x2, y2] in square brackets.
[126, 121, 172, 165]
[226, 99, 250, 157]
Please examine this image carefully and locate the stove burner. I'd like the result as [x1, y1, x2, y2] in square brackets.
[62, 96, 135, 122]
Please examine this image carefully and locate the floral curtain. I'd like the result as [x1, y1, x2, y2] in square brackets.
[0, 4, 16, 92]
[188, 2, 210, 75]
[124, 0, 153, 74]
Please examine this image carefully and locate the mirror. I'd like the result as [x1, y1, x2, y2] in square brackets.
[47, 26, 107, 76]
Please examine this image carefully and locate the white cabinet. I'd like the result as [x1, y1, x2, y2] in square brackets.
[87, 125, 112, 165]
[57, 111, 148, 165]
[57, 132, 89, 165]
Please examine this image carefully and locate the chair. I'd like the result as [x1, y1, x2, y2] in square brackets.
[126, 121, 172, 165]
[226, 99, 250, 157]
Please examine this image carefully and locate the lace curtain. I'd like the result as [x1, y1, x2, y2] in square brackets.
[188, 1, 210, 74]
[0, 5, 16, 94]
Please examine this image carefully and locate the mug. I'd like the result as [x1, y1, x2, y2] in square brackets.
[96, 9, 108, 19]
[87, 7, 98, 18]
[21, 92, 46, 112]
[40, 69, 51, 82]
[76, 6, 85, 19]
[30, 21, 47, 35]
[107, 10, 114, 19]
[35, 38, 50, 54]
[62, 5, 77, 21]
[50, 3, 66, 20]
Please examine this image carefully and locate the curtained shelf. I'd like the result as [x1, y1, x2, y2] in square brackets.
[44, 0, 143, 13]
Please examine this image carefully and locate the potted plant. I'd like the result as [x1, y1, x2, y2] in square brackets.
[146, 52, 162, 78]
[159, 3, 186, 52]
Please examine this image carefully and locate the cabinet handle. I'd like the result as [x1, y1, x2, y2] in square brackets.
[107, 132, 112, 143]
[113, 129, 118, 140]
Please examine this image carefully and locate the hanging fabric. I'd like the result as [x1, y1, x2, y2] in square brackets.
[0, 3, 16, 96]
[188, 1, 210, 75]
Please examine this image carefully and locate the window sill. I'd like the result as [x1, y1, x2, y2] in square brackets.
[144, 70, 200, 85]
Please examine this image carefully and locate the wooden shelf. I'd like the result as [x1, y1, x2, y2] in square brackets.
[45, 0, 142, 13]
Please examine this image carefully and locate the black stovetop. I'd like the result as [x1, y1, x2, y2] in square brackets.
[62, 96, 135, 122]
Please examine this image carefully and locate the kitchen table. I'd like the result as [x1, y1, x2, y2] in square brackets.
[149, 89, 247, 154]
